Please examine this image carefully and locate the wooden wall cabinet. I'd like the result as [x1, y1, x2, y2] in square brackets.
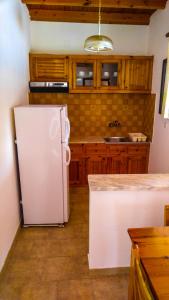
[70, 58, 97, 91]
[70, 58, 123, 92]
[69, 55, 153, 93]
[69, 143, 150, 186]
[29, 53, 153, 93]
[69, 56, 124, 93]
[97, 58, 124, 91]
[124, 57, 153, 92]
[30, 54, 69, 81]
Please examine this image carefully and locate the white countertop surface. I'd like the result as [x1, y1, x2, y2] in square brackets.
[70, 136, 150, 144]
[88, 174, 169, 191]
[70, 136, 104, 143]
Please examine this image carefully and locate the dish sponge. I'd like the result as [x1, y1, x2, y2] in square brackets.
[128, 133, 147, 142]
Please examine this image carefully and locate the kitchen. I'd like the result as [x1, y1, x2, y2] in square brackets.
[1, 0, 169, 299]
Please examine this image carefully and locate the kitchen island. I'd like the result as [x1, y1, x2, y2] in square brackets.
[88, 174, 169, 269]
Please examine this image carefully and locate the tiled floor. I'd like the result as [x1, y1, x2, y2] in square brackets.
[0, 187, 129, 300]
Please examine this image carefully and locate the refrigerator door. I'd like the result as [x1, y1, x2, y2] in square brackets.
[60, 107, 71, 222]
[61, 142, 70, 222]
[65, 117, 70, 145]
[14, 106, 65, 225]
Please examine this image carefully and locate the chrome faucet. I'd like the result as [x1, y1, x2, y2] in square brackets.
[108, 120, 121, 128]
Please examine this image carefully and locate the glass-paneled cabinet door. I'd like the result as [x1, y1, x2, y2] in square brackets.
[97, 60, 123, 90]
[72, 59, 97, 90]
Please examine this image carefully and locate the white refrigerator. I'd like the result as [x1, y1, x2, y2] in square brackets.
[14, 105, 71, 226]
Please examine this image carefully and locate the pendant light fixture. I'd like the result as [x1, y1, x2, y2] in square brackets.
[84, 0, 113, 52]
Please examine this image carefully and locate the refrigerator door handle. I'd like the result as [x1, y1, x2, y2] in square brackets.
[66, 145, 71, 166]
[65, 117, 70, 144]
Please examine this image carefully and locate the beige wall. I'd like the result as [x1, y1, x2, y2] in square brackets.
[0, 0, 30, 271]
[30, 22, 149, 55]
[148, 0, 169, 172]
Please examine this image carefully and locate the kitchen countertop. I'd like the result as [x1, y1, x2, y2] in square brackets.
[88, 174, 169, 192]
[70, 136, 150, 144]
[70, 136, 104, 143]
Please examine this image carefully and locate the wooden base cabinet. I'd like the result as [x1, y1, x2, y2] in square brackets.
[107, 156, 127, 174]
[69, 158, 85, 186]
[69, 144, 85, 186]
[127, 145, 149, 174]
[69, 143, 150, 186]
[85, 156, 107, 184]
[127, 156, 148, 174]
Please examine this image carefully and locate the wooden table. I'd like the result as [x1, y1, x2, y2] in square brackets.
[128, 227, 169, 300]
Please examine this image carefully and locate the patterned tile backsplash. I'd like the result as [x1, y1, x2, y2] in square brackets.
[29, 93, 155, 139]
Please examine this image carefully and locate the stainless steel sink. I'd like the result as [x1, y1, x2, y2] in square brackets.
[104, 136, 129, 143]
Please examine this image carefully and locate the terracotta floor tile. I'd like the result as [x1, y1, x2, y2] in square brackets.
[0, 285, 21, 300]
[92, 275, 129, 300]
[88, 267, 129, 279]
[3, 258, 44, 287]
[70, 201, 89, 212]
[0, 281, 58, 300]
[18, 227, 49, 240]
[69, 209, 89, 225]
[58, 279, 93, 300]
[46, 238, 88, 258]
[20, 282, 58, 300]
[6, 257, 43, 274]
[46, 223, 88, 240]
[10, 239, 49, 259]
[42, 256, 90, 282]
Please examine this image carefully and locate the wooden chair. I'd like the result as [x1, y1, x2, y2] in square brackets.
[128, 244, 155, 300]
[164, 205, 169, 226]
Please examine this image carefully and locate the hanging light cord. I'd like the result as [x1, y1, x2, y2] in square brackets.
[98, 0, 101, 36]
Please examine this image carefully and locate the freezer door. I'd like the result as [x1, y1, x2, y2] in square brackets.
[14, 106, 64, 225]
[61, 106, 70, 145]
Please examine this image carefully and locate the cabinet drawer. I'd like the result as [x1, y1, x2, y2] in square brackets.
[127, 145, 149, 155]
[70, 144, 84, 157]
[107, 145, 127, 155]
[84, 143, 107, 155]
